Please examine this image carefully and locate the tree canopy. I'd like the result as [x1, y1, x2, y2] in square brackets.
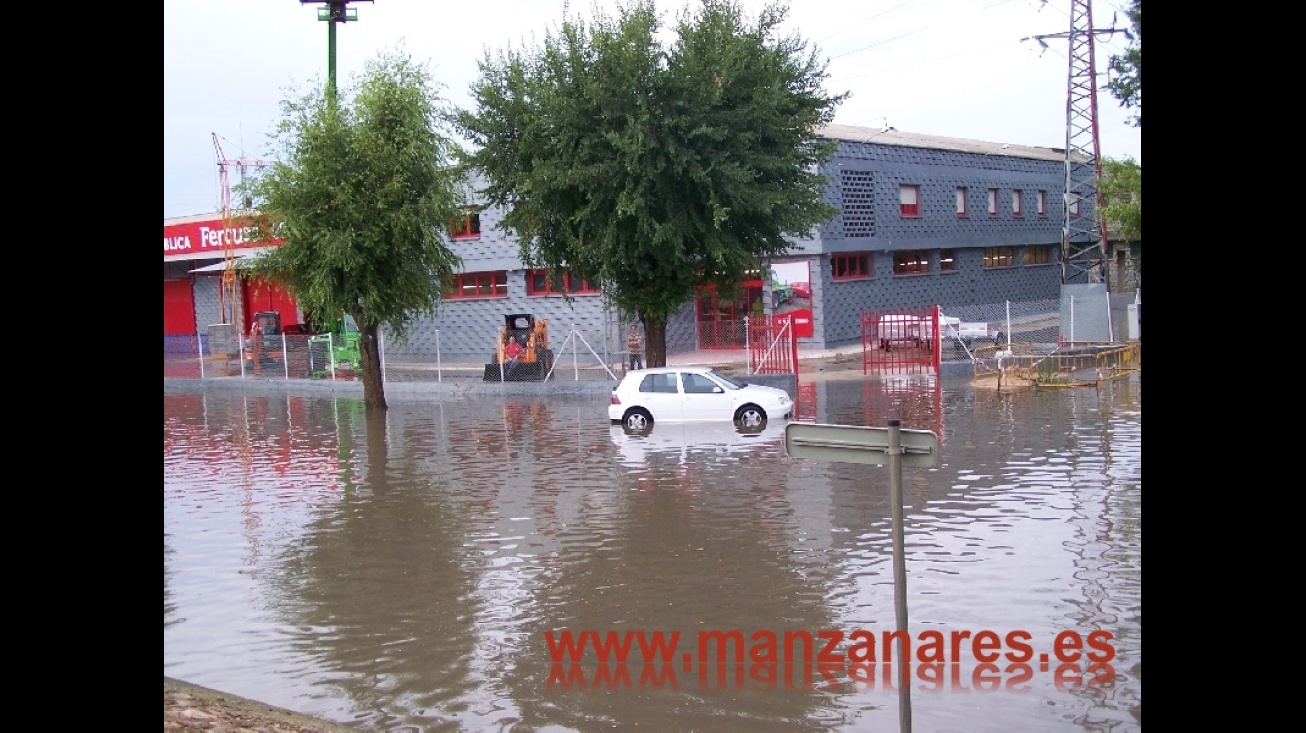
[1100, 156, 1141, 244]
[455, 0, 845, 366]
[246, 50, 464, 410]
[1107, 0, 1141, 126]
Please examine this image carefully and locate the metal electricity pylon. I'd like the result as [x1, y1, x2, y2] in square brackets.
[1030, 1, 1128, 286]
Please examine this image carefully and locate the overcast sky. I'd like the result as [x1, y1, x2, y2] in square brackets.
[164, 0, 1142, 219]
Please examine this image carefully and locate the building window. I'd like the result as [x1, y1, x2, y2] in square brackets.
[1037, 190, 1047, 217]
[1069, 194, 1081, 217]
[444, 271, 506, 298]
[955, 187, 968, 217]
[1012, 190, 1023, 218]
[450, 207, 481, 239]
[1025, 245, 1052, 265]
[983, 247, 1015, 269]
[939, 249, 957, 272]
[832, 253, 871, 280]
[527, 269, 601, 296]
[893, 250, 929, 275]
[988, 188, 998, 217]
[899, 184, 920, 217]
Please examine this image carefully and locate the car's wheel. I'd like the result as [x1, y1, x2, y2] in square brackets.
[735, 404, 768, 431]
[623, 408, 653, 433]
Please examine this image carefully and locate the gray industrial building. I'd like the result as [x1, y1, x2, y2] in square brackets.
[166, 123, 1090, 364]
[385, 123, 1080, 364]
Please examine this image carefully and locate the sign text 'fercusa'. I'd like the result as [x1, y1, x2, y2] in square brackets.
[163, 218, 281, 256]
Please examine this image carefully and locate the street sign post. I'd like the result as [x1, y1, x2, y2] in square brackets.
[785, 420, 938, 733]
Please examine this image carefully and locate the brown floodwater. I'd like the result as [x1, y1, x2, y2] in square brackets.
[164, 375, 1140, 732]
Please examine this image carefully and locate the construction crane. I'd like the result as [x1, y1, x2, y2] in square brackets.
[211, 133, 268, 325]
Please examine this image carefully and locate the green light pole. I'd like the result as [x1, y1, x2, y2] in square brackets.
[300, 1, 372, 98]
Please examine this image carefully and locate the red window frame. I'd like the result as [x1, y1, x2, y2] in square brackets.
[831, 253, 871, 280]
[527, 270, 601, 296]
[444, 271, 507, 299]
[450, 208, 481, 239]
[899, 184, 920, 217]
[956, 187, 968, 217]
[892, 250, 929, 275]
[1012, 189, 1023, 218]
[1037, 190, 1047, 217]
[987, 188, 999, 217]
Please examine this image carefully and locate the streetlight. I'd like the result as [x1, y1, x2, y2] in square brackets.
[299, 1, 373, 98]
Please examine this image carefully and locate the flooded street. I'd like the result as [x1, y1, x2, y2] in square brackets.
[164, 375, 1141, 732]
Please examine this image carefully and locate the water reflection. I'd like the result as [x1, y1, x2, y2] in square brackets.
[164, 377, 1141, 732]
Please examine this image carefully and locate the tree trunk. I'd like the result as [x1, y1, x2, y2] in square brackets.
[359, 323, 388, 411]
[365, 408, 389, 492]
[644, 315, 668, 368]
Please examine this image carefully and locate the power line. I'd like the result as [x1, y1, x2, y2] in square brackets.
[817, 0, 928, 43]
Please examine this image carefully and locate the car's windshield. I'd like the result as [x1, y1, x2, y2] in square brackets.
[707, 370, 744, 390]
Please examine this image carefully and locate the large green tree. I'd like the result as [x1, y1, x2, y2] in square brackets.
[1107, 0, 1141, 127]
[456, 0, 844, 367]
[246, 51, 464, 410]
[1100, 155, 1141, 277]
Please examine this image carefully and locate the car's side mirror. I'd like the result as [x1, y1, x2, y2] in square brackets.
[713, 386, 724, 394]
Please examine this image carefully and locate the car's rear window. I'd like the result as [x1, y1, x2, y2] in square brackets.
[639, 373, 679, 394]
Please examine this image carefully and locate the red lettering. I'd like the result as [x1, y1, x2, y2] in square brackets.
[1004, 630, 1034, 663]
[816, 663, 843, 688]
[1054, 663, 1082, 690]
[784, 630, 813, 664]
[1054, 631, 1083, 663]
[635, 631, 680, 663]
[917, 662, 945, 692]
[848, 630, 876, 662]
[971, 630, 1001, 663]
[637, 664, 678, 690]
[749, 663, 778, 691]
[847, 662, 876, 688]
[589, 631, 636, 664]
[883, 630, 910, 663]
[546, 663, 587, 690]
[699, 630, 746, 664]
[749, 630, 778, 664]
[818, 631, 844, 664]
[1005, 663, 1033, 692]
[1086, 662, 1116, 687]
[972, 663, 1002, 692]
[1086, 630, 1115, 662]
[545, 630, 587, 663]
[592, 663, 633, 689]
[916, 630, 945, 663]
[950, 630, 972, 662]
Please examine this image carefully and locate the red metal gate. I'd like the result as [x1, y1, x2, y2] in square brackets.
[748, 316, 797, 374]
[862, 306, 942, 374]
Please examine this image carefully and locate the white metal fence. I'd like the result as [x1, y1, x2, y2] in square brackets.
[164, 324, 626, 383]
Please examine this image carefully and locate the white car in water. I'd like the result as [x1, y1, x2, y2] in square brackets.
[608, 366, 794, 432]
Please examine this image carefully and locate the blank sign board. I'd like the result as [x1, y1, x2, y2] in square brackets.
[785, 422, 938, 468]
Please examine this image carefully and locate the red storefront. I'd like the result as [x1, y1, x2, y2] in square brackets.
[163, 213, 297, 341]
